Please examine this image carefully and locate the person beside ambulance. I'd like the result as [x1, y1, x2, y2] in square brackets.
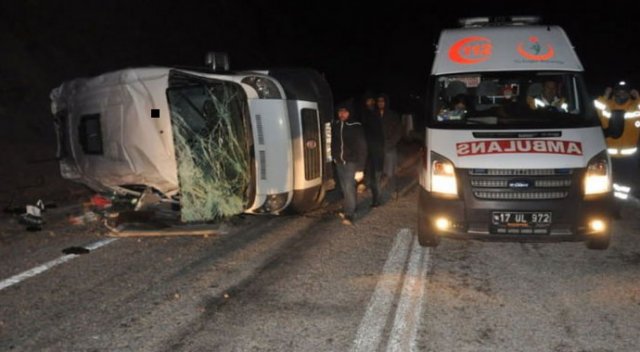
[594, 82, 640, 157]
[331, 100, 367, 225]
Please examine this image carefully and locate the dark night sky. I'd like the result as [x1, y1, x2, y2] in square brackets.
[1, 0, 638, 141]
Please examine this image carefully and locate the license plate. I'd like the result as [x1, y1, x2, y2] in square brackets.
[492, 212, 551, 227]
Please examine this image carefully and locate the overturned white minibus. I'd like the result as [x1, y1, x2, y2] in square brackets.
[50, 60, 333, 221]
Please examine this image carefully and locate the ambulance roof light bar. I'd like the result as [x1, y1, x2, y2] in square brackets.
[458, 16, 541, 28]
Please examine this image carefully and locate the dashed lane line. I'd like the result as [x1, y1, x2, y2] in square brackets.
[350, 228, 413, 352]
[386, 235, 431, 352]
[0, 238, 118, 291]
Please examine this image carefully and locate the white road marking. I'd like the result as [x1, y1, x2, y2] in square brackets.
[0, 238, 118, 291]
[351, 228, 413, 352]
[386, 235, 431, 352]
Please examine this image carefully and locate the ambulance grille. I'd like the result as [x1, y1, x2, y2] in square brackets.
[472, 191, 569, 200]
[469, 169, 573, 176]
[468, 168, 573, 200]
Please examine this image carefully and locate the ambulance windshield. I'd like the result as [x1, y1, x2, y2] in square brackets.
[432, 71, 599, 129]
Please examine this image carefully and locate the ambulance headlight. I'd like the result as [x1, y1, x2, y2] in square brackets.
[584, 152, 611, 196]
[431, 152, 458, 197]
[241, 76, 282, 99]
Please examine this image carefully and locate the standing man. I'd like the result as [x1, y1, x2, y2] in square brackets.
[375, 93, 403, 191]
[595, 81, 640, 158]
[360, 91, 385, 207]
[332, 100, 367, 225]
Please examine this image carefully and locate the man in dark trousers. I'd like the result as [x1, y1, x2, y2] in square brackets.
[332, 100, 367, 225]
[360, 91, 385, 207]
[375, 93, 403, 191]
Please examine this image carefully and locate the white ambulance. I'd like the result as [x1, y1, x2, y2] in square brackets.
[50, 56, 333, 221]
[418, 17, 624, 249]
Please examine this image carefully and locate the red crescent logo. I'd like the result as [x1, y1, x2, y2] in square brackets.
[516, 43, 555, 61]
[449, 36, 492, 64]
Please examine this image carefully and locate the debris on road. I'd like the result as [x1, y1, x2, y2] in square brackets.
[18, 199, 46, 231]
[104, 221, 228, 237]
[62, 246, 91, 255]
[67, 211, 99, 225]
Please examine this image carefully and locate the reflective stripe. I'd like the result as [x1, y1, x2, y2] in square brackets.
[613, 183, 631, 193]
[595, 99, 640, 119]
[608, 148, 637, 156]
[624, 111, 640, 118]
[536, 98, 567, 111]
[534, 98, 546, 108]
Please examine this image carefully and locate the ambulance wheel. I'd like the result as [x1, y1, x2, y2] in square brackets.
[417, 210, 440, 247]
[585, 232, 611, 250]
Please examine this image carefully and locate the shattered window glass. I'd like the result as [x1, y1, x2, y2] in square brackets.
[167, 73, 253, 221]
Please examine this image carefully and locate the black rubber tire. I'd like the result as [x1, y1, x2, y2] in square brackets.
[585, 232, 611, 250]
[417, 207, 440, 247]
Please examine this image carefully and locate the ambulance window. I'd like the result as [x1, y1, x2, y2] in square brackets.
[432, 72, 597, 128]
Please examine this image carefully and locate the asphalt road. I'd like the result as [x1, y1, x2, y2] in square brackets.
[1, 154, 639, 352]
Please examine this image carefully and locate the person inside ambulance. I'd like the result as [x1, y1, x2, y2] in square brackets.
[527, 80, 568, 112]
[595, 81, 640, 157]
[436, 81, 469, 121]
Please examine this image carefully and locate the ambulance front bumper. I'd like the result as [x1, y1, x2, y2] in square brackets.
[418, 187, 614, 241]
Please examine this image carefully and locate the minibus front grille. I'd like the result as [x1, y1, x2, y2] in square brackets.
[255, 114, 265, 145]
[259, 150, 267, 180]
[301, 109, 321, 180]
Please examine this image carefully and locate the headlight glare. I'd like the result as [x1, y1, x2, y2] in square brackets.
[431, 153, 457, 196]
[584, 152, 611, 195]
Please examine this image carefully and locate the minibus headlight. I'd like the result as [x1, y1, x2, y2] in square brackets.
[241, 76, 282, 99]
[256, 192, 288, 213]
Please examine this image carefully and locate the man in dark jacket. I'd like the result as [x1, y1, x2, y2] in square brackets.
[360, 91, 385, 207]
[376, 93, 403, 189]
[332, 100, 367, 225]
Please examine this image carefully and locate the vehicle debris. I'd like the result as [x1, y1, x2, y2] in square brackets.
[18, 199, 46, 231]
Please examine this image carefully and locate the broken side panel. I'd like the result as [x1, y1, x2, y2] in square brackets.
[167, 71, 254, 221]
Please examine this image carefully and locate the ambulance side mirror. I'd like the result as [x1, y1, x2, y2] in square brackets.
[604, 110, 625, 139]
